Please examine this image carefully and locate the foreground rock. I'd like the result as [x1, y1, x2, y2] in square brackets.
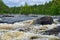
[43, 26, 60, 35]
[36, 16, 53, 25]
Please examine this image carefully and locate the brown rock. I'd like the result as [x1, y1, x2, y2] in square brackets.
[36, 16, 53, 25]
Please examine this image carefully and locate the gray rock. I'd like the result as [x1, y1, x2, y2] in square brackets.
[36, 16, 53, 25]
[43, 26, 60, 36]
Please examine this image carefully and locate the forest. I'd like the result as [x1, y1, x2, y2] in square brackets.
[0, 0, 60, 15]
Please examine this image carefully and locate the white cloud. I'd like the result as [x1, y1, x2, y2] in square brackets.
[8, 0, 20, 3]
[2, 0, 52, 7]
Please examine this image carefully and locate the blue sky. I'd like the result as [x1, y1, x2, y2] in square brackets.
[2, 0, 52, 7]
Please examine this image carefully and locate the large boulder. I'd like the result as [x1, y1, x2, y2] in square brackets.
[36, 16, 53, 25]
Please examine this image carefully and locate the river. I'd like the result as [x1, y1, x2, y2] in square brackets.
[0, 14, 60, 40]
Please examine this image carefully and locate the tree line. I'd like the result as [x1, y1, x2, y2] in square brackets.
[0, 0, 60, 15]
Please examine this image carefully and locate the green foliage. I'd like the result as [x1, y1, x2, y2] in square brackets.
[0, 0, 60, 15]
[0, 0, 9, 14]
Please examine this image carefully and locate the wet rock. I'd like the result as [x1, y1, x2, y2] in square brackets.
[2, 14, 14, 17]
[18, 27, 31, 32]
[43, 26, 60, 36]
[18, 28, 26, 32]
[36, 16, 53, 25]
[0, 21, 5, 23]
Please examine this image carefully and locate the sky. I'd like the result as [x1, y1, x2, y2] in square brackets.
[2, 0, 52, 7]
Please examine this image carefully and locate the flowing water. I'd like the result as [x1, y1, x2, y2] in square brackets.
[0, 14, 60, 40]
